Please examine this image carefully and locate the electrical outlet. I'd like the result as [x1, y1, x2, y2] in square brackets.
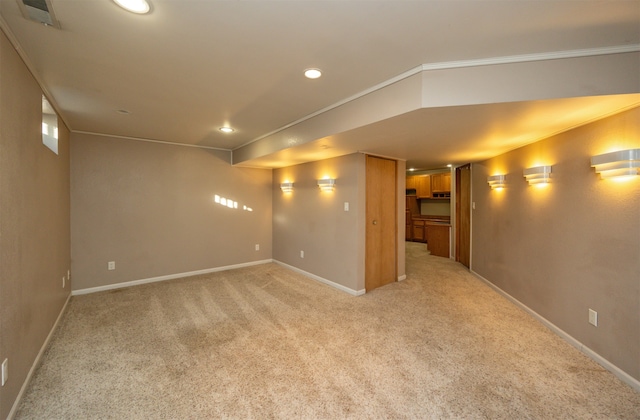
[108, 261, 115, 270]
[2, 358, 7, 386]
[255, 244, 260, 251]
[300, 250, 304, 258]
[589, 309, 598, 326]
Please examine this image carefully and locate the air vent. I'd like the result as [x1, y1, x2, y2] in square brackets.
[17, 0, 60, 28]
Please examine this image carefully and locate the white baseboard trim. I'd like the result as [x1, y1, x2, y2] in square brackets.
[398, 274, 407, 282]
[471, 270, 640, 392]
[71, 259, 274, 296]
[273, 260, 365, 296]
[8, 293, 71, 420]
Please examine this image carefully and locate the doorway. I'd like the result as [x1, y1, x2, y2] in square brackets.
[365, 155, 397, 291]
[455, 164, 471, 268]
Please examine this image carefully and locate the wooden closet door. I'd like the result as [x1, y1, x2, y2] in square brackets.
[365, 155, 397, 291]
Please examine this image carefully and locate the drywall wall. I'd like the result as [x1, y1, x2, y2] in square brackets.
[70, 133, 272, 291]
[0, 30, 71, 419]
[273, 153, 406, 294]
[471, 106, 640, 382]
[272, 154, 364, 293]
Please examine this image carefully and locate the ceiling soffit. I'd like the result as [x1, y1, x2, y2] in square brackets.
[233, 50, 640, 167]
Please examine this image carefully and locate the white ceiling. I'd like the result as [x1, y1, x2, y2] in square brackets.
[1, 0, 639, 169]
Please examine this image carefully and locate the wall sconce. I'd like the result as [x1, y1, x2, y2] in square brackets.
[523, 165, 552, 185]
[487, 175, 506, 189]
[280, 182, 294, 193]
[317, 178, 336, 192]
[591, 149, 640, 179]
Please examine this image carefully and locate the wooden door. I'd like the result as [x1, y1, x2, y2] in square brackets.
[366, 155, 397, 291]
[456, 164, 471, 268]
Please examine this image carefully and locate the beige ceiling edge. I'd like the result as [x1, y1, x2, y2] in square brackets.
[0, 15, 70, 130]
[233, 51, 640, 167]
[233, 73, 425, 165]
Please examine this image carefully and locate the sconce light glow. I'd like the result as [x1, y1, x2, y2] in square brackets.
[280, 182, 294, 193]
[317, 178, 336, 192]
[591, 149, 640, 179]
[487, 175, 506, 189]
[523, 165, 552, 185]
[113, 0, 150, 14]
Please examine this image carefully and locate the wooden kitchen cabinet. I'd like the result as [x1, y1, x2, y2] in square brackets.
[426, 223, 450, 258]
[431, 172, 451, 193]
[415, 175, 431, 198]
[412, 219, 426, 242]
[406, 175, 417, 190]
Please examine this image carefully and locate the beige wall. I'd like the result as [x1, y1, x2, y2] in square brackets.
[70, 133, 272, 291]
[0, 31, 71, 419]
[273, 153, 405, 294]
[471, 107, 640, 382]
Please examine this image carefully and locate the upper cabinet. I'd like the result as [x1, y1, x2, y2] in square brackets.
[407, 171, 451, 199]
[431, 172, 451, 198]
[407, 175, 431, 198]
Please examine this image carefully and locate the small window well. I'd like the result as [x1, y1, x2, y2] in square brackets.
[42, 96, 58, 155]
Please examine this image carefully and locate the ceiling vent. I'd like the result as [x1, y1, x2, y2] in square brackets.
[17, 0, 60, 28]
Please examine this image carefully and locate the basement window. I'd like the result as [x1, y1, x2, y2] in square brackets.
[42, 96, 58, 155]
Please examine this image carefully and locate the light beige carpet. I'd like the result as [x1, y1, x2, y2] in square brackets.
[15, 243, 640, 419]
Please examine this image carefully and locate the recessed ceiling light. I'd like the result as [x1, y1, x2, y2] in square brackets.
[113, 0, 150, 14]
[446, 164, 452, 168]
[304, 68, 322, 79]
[219, 127, 234, 133]
[409, 168, 415, 172]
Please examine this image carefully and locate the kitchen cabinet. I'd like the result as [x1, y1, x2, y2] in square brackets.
[426, 223, 450, 258]
[405, 210, 412, 240]
[415, 175, 431, 198]
[431, 172, 451, 192]
[406, 175, 417, 190]
[412, 219, 426, 242]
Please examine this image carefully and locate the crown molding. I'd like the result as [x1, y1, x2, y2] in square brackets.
[421, 44, 640, 71]
[73, 130, 232, 152]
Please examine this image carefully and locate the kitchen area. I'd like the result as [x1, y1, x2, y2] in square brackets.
[405, 171, 452, 258]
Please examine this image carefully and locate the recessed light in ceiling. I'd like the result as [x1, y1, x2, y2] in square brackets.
[304, 68, 322, 79]
[219, 127, 234, 133]
[113, 0, 150, 14]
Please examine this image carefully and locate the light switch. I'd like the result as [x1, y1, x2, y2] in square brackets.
[344, 202, 350, 211]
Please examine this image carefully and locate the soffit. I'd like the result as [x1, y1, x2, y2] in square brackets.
[1, 0, 639, 167]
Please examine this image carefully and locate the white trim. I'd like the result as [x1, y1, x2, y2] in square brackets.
[397, 274, 407, 282]
[72, 131, 231, 152]
[71, 260, 273, 296]
[8, 293, 71, 420]
[421, 45, 640, 71]
[471, 270, 640, 392]
[273, 260, 365, 296]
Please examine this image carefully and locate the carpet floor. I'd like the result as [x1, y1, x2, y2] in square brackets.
[15, 242, 640, 419]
